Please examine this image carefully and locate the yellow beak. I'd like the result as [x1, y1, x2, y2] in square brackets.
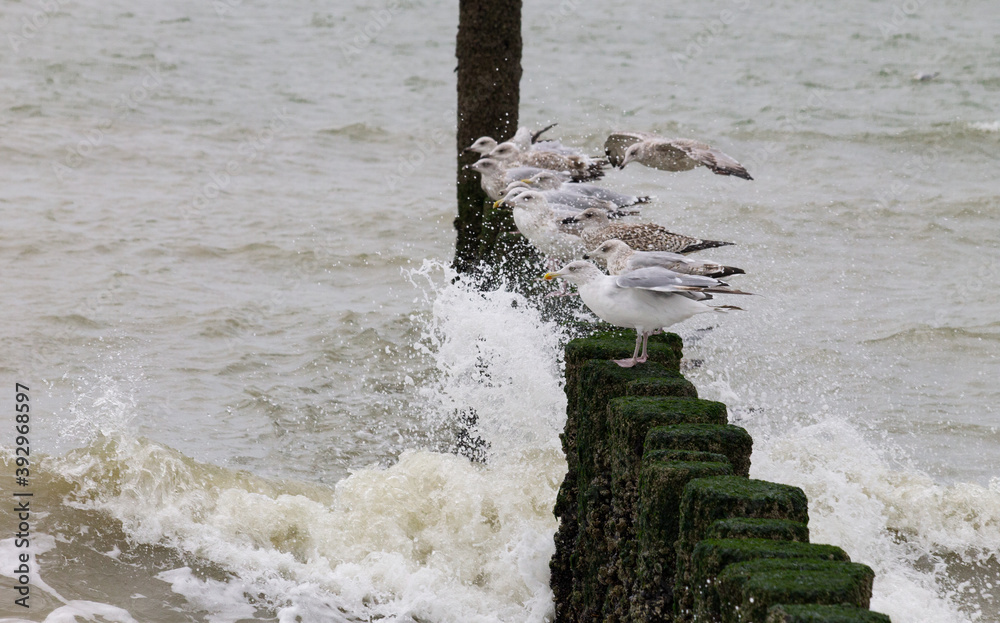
[542, 272, 558, 281]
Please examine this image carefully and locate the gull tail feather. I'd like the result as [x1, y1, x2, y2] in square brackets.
[531, 123, 557, 143]
[681, 239, 736, 254]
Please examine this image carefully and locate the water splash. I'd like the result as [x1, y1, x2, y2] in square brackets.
[42, 262, 568, 622]
[684, 292, 1000, 623]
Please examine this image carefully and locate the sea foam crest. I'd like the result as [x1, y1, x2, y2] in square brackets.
[685, 298, 1000, 623]
[47, 260, 569, 623]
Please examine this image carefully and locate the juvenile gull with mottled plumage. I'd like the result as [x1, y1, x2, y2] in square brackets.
[567, 207, 734, 254]
[605, 131, 753, 180]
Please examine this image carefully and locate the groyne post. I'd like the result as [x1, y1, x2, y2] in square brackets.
[455, 0, 523, 276]
[552, 331, 892, 623]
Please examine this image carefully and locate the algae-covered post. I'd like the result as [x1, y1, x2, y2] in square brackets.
[454, 0, 523, 275]
[553, 332, 892, 623]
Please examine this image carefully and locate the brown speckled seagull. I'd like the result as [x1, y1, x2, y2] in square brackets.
[567, 208, 734, 254]
[605, 131, 753, 180]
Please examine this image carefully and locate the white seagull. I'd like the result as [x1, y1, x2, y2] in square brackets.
[464, 123, 560, 156]
[465, 158, 572, 200]
[497, 191, 587, 261]
[543, 260, 749, 367]
[496, 186, 639, 218]
[506, 174, 651, 209]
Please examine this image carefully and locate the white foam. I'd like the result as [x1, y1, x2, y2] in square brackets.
[38, 602, 139, 623]
[156, 568, 256, 623]
[0, 534, 63, 601]
[408, 260, 568, 462]
[49, 265, 567, 622]
[968, 121, 1000, 133]
[685, 303, 1000, 623]
[752, 419, 985, 623]
[0, 534, 141, 623]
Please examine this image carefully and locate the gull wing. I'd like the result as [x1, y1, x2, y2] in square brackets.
[623, 250, 689, 270]
[625, 251, 744, 278]
[670, 138, 753, 180]
[615, 267, 723, 292]
[616, 267, 752, 294]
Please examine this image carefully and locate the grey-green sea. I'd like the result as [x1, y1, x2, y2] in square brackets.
[2, 0, 999, 621]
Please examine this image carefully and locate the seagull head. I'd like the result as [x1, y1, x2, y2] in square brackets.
[494, 186, 530, 209]
[488, 141, 521, 162]
[620, 143, 643, 169]
[502, 190, 549, 213]
[464, 158, 501, 175]
[564, 207, 610, 227]
[583, 239, 631, 263]
[465, 136, 497, 154]
[542, 260, 604, 285]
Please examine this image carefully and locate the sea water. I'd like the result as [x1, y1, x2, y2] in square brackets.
[1, 0, 999, 621]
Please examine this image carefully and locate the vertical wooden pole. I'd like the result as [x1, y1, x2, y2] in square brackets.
[454, 0, 522, 275]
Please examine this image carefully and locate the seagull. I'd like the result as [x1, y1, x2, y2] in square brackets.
[488, 141, 607, 181]
[464, 124, 560, 156]
[466, 158, 607, 200]
[566, 207, 735, 254]
[464, 158, 571, 200]
[584, 239, 745, 278]
[543, 260, 749, 367]
[509, 171, 652, 208]
[498, 185, 640, 214]
[604, 131, 753, 180]
[497, 190, 587, 261]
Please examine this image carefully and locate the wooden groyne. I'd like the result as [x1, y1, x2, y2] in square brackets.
[550, 330, 892, 623]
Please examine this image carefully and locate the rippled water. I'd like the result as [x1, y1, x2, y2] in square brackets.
[2, 0, 999, 621]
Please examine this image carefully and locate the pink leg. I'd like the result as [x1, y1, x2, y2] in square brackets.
[614, 333, 643, 367]
[636, 332, 650, 364]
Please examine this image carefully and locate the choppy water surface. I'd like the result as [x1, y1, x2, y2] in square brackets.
[2, 0, 999, 621]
